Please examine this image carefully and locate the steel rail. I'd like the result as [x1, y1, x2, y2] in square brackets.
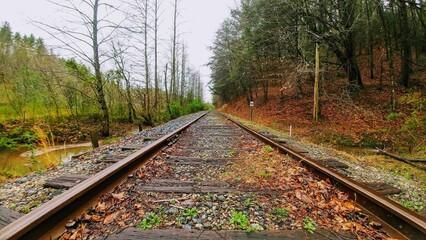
[0, 112, 207, 240]
[221, 112, 426, 240]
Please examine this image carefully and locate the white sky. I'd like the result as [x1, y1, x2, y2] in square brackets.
[0, 0, 236, 102]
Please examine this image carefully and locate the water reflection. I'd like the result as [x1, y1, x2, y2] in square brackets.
[0, 144, 92, 179]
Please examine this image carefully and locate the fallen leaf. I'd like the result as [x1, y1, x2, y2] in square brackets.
[95, 202, 106, 212]
[137, 209, 145, 217]
[60, 233, 71, 240]
[165, 220, 176, 226]
[342, 222, 363, 231]
[112, 192, 125, 201]
[91, 215, 103, 222]
[83, 213, 92, 220]
[103, 211, 119, 224]
[317, 180, 327, 190]
[121, 212, 131, 220]
[118, 221, 127, 227]
[343, 201, 360, 212]
[69, 228, 82, 240]
[295, 189, 302, 200]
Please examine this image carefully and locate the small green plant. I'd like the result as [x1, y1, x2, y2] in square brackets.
[10, 204, 17, 211]
[258, 168, 271, 179]
[176, 207, 198, 224]
[274, 207, 290, 218]
[138, 212, 161, 229]
[263, 145, 272, 153]
[181, 207, 197, 217]
[226, 150, 237, 157]
[29, 201, 39, 208]
[386, 112, 402, 121]
[403, 172, 413, 180]
[230, 210, 249, 230]
[244, 198, 253, 207]
[401, 201, 424, 211]
[303, 217, 317, 234]
[205, 192, 213, 200]
[21, 206, 31, 214]
[156, 205, 164, 212]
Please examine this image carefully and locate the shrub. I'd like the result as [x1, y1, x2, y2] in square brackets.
[17, 131, 39, 144]
[169, 101, 182, 119]
[184, 99, 208, 114]
[0, 134, 16, 149]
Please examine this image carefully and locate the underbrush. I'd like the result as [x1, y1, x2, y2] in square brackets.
[0, 128, 39, 150]
[162, 99, 210, 121]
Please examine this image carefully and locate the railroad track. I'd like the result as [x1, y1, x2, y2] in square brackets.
[0, 112, 425, 239]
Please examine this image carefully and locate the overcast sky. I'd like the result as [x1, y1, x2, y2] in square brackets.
[0, 0, 236, 102]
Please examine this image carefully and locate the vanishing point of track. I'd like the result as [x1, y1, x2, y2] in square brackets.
[0, 111, 425, 239]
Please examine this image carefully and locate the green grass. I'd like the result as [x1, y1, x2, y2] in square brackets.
[273, 207, 290, 218]
[138, 212, 161, 229]
[303, 217, 317, 234]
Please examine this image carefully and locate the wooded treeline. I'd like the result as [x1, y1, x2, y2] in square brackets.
[0, 0, 207, 138]
[209, 0, 426, 105]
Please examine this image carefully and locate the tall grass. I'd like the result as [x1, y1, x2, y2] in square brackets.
[32, 126, 60, 167]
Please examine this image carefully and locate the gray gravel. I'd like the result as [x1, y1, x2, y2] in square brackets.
[0, 111, 206, 213]
[1, 110, 424, 218]
[229, 115, 426, 214]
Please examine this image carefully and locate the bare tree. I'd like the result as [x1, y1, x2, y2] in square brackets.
[111, 41, 136, 123]
[171, 0, 181, 102]
[36, 0, 124, 136]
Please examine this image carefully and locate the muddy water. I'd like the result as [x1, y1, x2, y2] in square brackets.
[0, 144, 92, 178]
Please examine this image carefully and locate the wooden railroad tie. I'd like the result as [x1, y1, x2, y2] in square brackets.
[120, 145, 144, 151]
[166, 156, 239, 165]
[96, 155, 126, 163]
[274, 138, 287, 144]
[320, 159, 349, 169]
[362, 182, 401, 196]
[0, 207, 23, 230]
[106, 228, 353, 240]
[138, 179, 278, 195]
[283, 146, 309, 154]
[43, 174, 89, 189]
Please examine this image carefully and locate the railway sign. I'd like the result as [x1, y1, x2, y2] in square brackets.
[249, 101, 254, 121]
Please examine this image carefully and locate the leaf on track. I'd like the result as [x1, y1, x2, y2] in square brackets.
[103, 211, 119, 224]
[112, 192, 125, 201]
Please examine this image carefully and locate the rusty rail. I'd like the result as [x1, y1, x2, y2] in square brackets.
[221, 112, 426, 240]
[0, 112, 207, 240]
[2, 111, 425, 239]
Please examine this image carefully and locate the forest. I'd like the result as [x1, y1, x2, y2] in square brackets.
[0, 0, 208, 150]
[210, 0, 426, 154]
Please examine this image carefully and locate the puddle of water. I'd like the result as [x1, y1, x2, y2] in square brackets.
[0, 144, 92, 179]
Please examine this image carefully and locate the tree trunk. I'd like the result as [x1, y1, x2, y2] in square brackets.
[313, 43, 320, 124]
[154, 0, 159, 113]
[399, 0, 411, 87]
[164, 64, 171, 115]
[344, 37, 363, 87]
[365, 0, 374, 79]
[93, 0, 109, 137]
[171, 0, 179, 102]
